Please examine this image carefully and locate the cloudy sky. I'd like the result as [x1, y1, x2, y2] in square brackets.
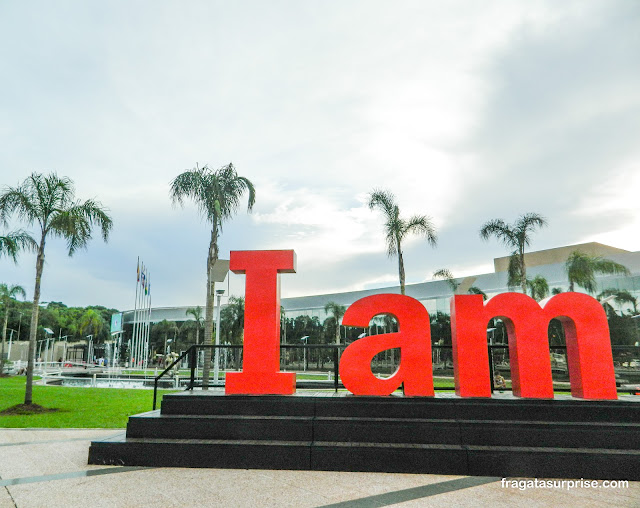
[1, 0, 639, 311]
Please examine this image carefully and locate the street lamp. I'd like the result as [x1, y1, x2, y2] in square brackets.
[43, 328, 54, 367]
[300, 336, 309, 372]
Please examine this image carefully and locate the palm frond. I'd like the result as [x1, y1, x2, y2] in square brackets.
[0, 230, 36, 262]
[402, 215, 437, 246]
[433, 269, 459, 292]
[514, 213, 547, 248]
[368, 189, 397, 220]
[467, 286, 488, 300]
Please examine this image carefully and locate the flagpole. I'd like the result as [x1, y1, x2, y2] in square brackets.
[131, 257, 140, 368]
[135, 263, 145, 368]
[144, 272, 151, 369]
[138, 263, 146, 368]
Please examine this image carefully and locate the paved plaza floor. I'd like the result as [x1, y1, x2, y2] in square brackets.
[0, 428, 638, 507]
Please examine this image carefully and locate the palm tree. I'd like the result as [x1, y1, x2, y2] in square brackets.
[479, 213, 547, 294]
[220, 296, 245, 345]
[185, 306, 204, 345]
[78, 309, 105, 338]
[0, 283, 26, 375]
[597, 289, 638, 314]
[565, 250, 630, 293]
[0, 230, 36, 262]
[527, 275, 549, 301]
[170, 163, 255, 387]
[324, 301, 346, 344]
[368, 189, 437, 295]
[433, 268, 487, 300]
[0, 172, 112, 405]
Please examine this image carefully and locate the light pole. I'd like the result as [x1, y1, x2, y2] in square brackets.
[213, 289, 225, 386]
[300, 336, 309, 372]
[43, 327, 54, 369]
[6, 328, 17, 361]
[17, 311, 22, 342]
[86, 334, 93, 364]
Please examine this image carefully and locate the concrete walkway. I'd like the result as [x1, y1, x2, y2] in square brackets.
[1, 429, 639, 507]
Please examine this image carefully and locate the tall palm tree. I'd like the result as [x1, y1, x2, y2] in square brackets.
[0, 230, 36, 262]
[479, 213, 547, 294]
[324, 301, 346, 344]
[368, 189, 437, 295]
[185, 306, 204, 345]
[565, 250, 630, 293]
[0, 283, 26, 375]
[527, 275, 549, 301]
[0, 172, 112, 405]
[170, 163, 255, 387]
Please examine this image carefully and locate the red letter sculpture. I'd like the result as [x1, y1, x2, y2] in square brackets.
[339, 294, 434, 396]
[451, 292, 617, 399]
[225, 250, 297, 395]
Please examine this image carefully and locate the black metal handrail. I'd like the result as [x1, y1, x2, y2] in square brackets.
[152, 343, 640, 409]
[152, 347, 191, 410]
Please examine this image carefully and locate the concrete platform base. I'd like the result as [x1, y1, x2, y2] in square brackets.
[88, 392, 640, 480]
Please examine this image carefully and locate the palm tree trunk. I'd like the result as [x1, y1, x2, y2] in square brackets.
[519, 247, 527, 294]
[25, 238, 45, 405]
[202, 223, 219, 389]
[0, 307, 8, 375]
[397, 240, 405, 295]
[335, 320, 340, 345]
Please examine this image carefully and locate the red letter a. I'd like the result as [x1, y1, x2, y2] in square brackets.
[339, 294, 434, 396]
[225, 250, 296, 395]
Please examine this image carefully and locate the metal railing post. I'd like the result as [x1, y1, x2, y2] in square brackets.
[333, 346, 339, 392]
[153, 378, 159, 410]
[189, 346, 196, 390]
[488, 345, 495, 393]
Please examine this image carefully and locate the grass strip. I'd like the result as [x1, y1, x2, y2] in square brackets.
[0, 376, 176, 428]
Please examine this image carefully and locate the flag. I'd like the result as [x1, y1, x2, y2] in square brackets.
[137, 259, 140, 282]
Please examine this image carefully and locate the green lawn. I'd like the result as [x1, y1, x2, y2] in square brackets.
[0, 376, 176, 428]
[0, 375, 460, 429]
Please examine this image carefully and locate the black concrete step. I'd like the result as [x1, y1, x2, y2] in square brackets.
[126, 411, 314, 441]
[88, 434, 640, 480]
[160, 393, 640, 423]
[315, 417, 640, 450]
[89, 434, 312, 470]
[126, 410, 640, 450]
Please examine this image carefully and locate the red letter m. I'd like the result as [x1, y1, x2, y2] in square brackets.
[451, 292, 617, 399]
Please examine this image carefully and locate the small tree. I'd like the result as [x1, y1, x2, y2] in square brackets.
[527, 275, 550, 301]
[433, 268, 487, 299]
[324, 301, 346, 344]
[185, 306, 204, 345]
[565, 251, 630, 293]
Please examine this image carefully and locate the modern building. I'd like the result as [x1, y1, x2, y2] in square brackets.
[120, 241, 640, 326]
